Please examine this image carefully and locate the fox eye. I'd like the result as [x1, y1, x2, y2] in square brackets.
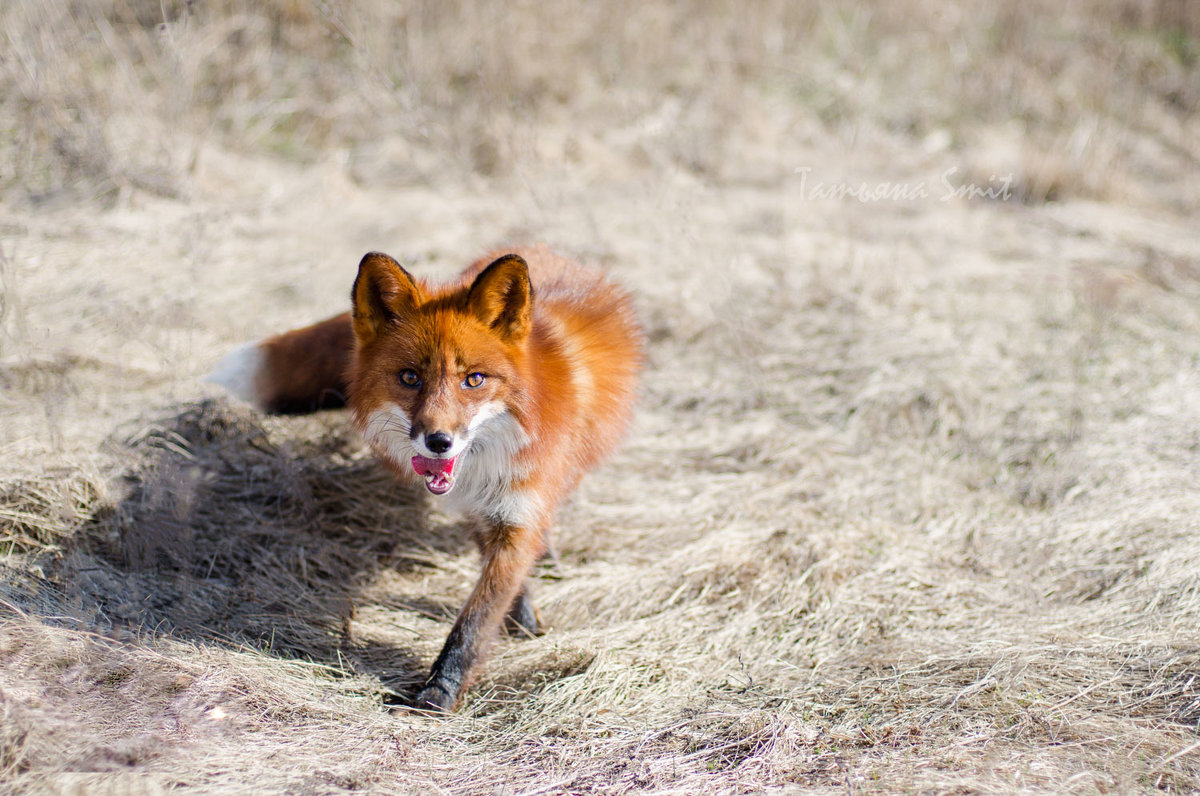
[463, 372, 486, 389]
[399, 369, 422, 388]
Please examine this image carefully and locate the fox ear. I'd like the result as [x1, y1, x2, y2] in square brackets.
[351, 252, 420, 344]
[467, 254, 532, 342]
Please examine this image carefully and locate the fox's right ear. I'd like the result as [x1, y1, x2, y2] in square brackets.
[351, 252, 420, 344]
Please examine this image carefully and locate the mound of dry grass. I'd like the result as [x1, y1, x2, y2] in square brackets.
[2, 0, 1199, 793]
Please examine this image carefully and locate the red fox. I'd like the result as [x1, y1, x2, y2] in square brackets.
[209, 246, 643, 711]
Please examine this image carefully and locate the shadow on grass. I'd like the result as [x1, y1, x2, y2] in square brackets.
[55, 399, 472, 703]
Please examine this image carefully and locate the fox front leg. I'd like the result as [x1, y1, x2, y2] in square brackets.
[414, 525, 541, 711]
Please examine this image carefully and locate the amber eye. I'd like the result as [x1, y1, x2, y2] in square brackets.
[463, 372, 486, 389]
[399, 369, 422, 388]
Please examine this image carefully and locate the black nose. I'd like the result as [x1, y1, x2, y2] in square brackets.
[426, 431, 453, 454]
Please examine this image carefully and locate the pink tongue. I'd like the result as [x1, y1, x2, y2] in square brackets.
[412, 455, 456, 494]
[412, 456, 455, 477]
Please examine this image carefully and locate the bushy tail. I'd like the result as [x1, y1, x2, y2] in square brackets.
[207, 312, 354, 414]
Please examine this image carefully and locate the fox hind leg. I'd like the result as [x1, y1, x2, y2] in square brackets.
[504, 583, 544, 638]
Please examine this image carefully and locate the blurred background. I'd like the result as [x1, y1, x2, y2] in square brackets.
[4, 0, 1198, 211]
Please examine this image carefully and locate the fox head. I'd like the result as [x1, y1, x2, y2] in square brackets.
[349, 251, 533, 494]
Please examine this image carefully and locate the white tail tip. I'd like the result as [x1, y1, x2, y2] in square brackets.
[207, 342, 266, 408]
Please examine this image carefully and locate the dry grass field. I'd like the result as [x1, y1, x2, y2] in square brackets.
[2, 1, 1200, 793]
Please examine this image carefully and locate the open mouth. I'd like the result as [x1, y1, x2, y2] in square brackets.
[411, 455, 456, 495]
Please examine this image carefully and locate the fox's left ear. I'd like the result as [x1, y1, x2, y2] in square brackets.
[467, 254, 533, 342]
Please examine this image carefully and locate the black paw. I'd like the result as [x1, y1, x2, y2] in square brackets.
[412, 681, 458, 713]
[505, 596, 544, 638]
